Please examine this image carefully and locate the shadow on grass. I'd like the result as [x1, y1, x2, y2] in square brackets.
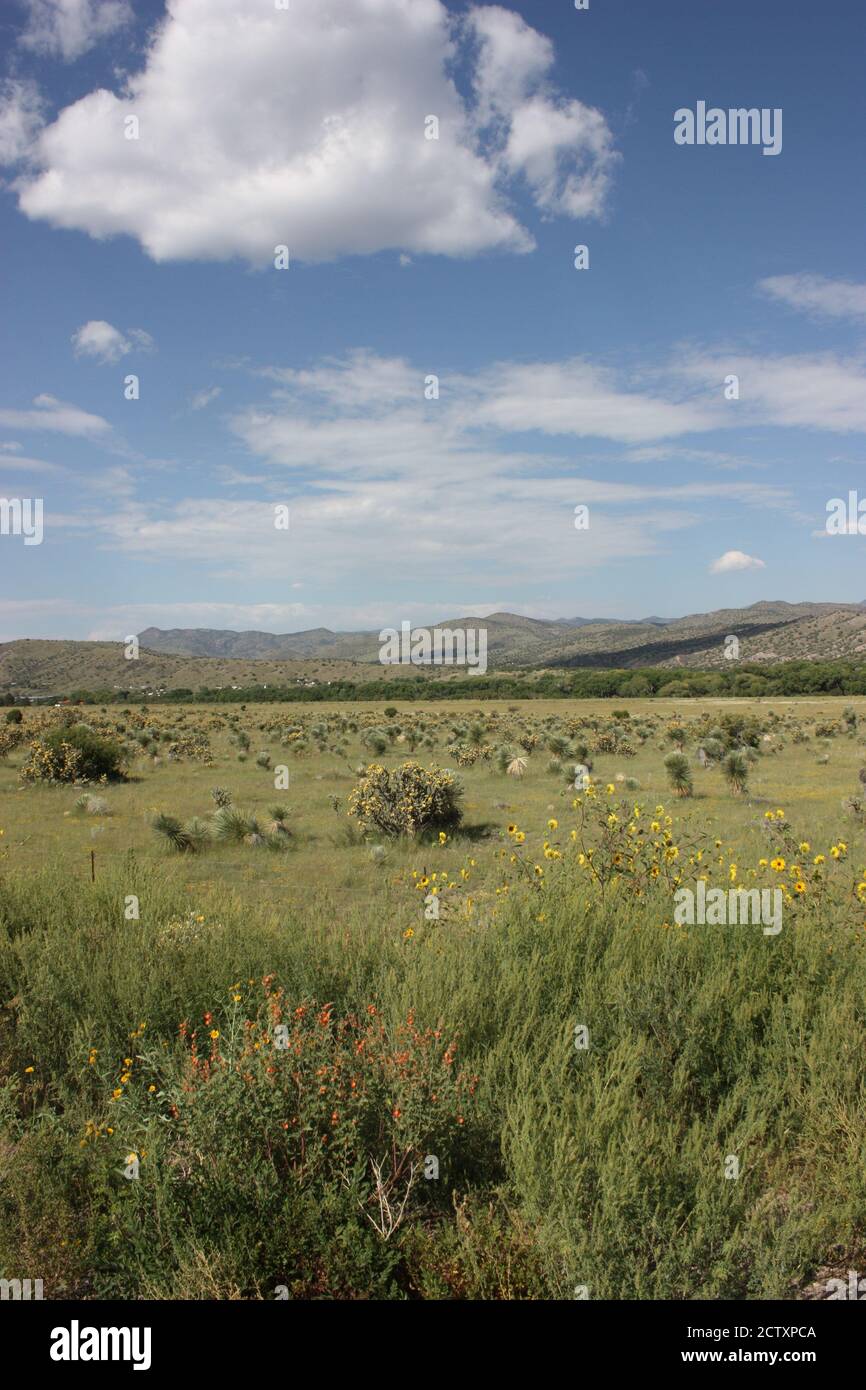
[419, 821, 498, 844]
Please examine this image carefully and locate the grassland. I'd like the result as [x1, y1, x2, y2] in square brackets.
[1, 696, 865, 1300]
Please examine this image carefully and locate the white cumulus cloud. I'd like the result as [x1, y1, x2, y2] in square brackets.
[467, 7, 618, 218]
[71, 319, 153, 364]
[709, 550, 766, 574]
[8, 0, 617, 264]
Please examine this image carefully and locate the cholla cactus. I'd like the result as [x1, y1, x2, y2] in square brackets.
[347, 762, 463, 837]
[0, 724, 25, 758]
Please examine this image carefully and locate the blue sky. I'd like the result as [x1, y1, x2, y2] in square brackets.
[0, 0, 864, 642]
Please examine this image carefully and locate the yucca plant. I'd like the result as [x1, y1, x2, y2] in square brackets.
[722, 750, 749, 796]
[664, 752, 693, 797]
[496, 743, 517, 773]
[243, 817, 266, 848]
[267, 805, 291, 836]
[151, 812, 196, 853]
[183, 816, 213, 852]
[699, 737, 725, 763]
[211, 805, 254, 843]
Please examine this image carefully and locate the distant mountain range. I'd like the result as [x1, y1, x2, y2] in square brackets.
[3, 601, 866, 695]
[138, 602, 866, 669]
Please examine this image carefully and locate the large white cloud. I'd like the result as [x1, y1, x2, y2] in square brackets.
[7, 0, 618, 263]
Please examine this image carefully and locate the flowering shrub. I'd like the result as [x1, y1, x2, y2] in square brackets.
[20, 724, 125, 784]
[592, 729, 635, 756]
[507, 788, 703, 902]
[180, 986, 473, 1179]
[453, 744, 483, 767]
[348, 762, 463, 837]
[165, 732, 212, 763]
[92, 984, 478, 1257]
[0, 724, 25, 759]
[752, 809, 862, 924]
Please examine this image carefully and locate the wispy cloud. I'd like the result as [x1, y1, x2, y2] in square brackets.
[675, 351, 866, 433]
[758, 274, 866, 322]
[18, 0, 132, 63]
[0, 394, 111, 437]
[189, 386, 222, 411]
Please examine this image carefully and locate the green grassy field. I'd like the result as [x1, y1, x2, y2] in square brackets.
[1, 697, 865, 1299]
[2, 696, 864, 917]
